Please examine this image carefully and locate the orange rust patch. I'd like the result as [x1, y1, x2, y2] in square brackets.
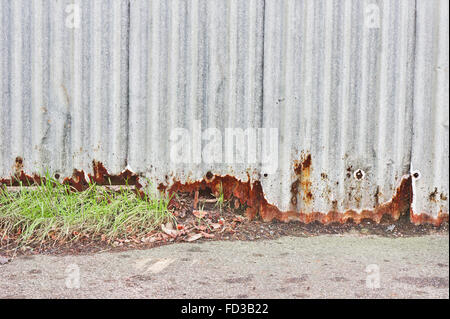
[290, 179, 299, 206]
[0, 171, 44, 187]
[61, 160, 142, 191]
[0, 157, 44, 186]
[89, 160, 140, 187]
[14, 156, 24, 175]
[410, 211, 449, 226]
[1, 157, 448, 226]
[292, 153, 314, 206]
[1, 159, 142, 194]
[161, 170, 447, 226]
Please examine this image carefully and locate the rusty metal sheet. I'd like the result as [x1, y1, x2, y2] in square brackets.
[260, 0, 417, 222]
[410, 0, 449, 225]
[0, 0, 130, 177]
[0, 0, 448, 225]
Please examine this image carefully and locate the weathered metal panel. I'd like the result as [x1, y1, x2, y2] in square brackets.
[128, 0, 265, 184]
[0, 0, 130, 177]
[261, 0, 417, 222]
[411, 0, 449, 223]
[0, 0, 448, 224]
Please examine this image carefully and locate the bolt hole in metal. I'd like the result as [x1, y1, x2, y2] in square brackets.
[205, 171, 214, 180]
[412, 170, 421, 180]
[354, 169, 365, 180]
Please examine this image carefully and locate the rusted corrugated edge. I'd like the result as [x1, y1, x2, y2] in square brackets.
[410, 0, 449, 224]
[0, 157, 141, 192]
[162, 156, 447, 227]
[0, 157, 448, 226]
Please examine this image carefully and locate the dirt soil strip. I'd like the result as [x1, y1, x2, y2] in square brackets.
[0, 234, 448, 299]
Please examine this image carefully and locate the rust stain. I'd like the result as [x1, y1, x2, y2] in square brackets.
[0, 157, 44, 186]
[292, 153, 313, 206]
[63, 160, 142, 192]
[1, 156, 448, 226]
[290, 179, 299, 206]
[161, 173, 423, 225]
[160, 153, 442, 226]
[410, 211, 449, 226]
[1, 159, 142, 194]
[428, 187, 439, 202]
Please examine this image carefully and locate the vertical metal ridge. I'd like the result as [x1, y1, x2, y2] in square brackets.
[0, 0, 4, 175]
[337, 0, 352, 212]
[89, 0, 102, 162]
[226, 0, 237, 130]
[127, 0, 141, 172]
[11, 1, 23, 160]
[375, 0, 391, 194]
[110, 0, 122, 172]
[279, 0, 294, 211]
[149, 0, 161, 171]
[72, 0, 83, 170]
[411, 0, 449, 218]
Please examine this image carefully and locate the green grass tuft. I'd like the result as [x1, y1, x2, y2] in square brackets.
[0, 174, 174, 247]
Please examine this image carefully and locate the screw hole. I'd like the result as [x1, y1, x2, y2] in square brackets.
[354, 169, 365, 180]
[205, 171, 213, 180]
[412, 170, 421, 180]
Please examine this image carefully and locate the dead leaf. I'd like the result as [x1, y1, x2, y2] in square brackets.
[161, 223, 177, 237]
[193, 190, 199, 209]
[186, 233, 202, 242]
[233, 216, 244, 223]
[193, 210, 208, 219]
[200, 232, 214, 239]
[210, 223, 221, 230]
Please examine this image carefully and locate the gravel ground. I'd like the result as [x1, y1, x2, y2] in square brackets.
[0, 234, 448, 299]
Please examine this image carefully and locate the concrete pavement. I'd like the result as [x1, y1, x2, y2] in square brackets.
[0, 234, 448, 298]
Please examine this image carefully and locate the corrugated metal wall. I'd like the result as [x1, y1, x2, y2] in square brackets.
[128, 0, 265, 184]
[0, 0, 129, 176]
[262, 0, 416, 216]
[0, 0, 448, 223]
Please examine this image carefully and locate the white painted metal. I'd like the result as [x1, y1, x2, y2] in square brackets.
[0, 0, 130, 177]
[411, 0, 449, 220]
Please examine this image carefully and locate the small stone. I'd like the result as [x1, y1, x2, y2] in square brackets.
[0, 256, 10, 265]
[386, 225, 395, 232]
